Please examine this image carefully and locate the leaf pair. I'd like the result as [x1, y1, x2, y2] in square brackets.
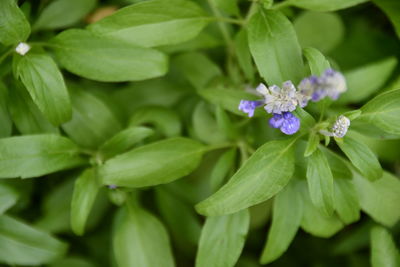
[261, 179, 347, 264]
[196, 138, 297, 216]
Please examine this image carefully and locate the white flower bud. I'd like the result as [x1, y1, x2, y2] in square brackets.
[15, 42, 31, 56]
[332, 115, 350, 138]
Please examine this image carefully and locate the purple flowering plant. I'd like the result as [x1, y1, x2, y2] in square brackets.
[0, 0, 400, 267]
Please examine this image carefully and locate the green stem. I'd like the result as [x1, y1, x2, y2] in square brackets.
[318, 99, 329, 122]
[238, 141, 249, 165]
[214, 17, 244, 25]
[245, 0, 259, 23]
[207, 0, 237, 80]
[207, 0, 234, 47]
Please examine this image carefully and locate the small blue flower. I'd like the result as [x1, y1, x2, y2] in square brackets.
[269, 112, 300, 135]
[320, 68, 347, 100]
[108, 184, 118, 189]
[269, 113, 284, 128]
[298, 68, 347, 102]
[238, 100, 263, 117]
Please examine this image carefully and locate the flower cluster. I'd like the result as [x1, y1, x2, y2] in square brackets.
[238, 68, 347, 135]
[298, 69, 347, 103]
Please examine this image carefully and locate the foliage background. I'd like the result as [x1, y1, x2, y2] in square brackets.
[0, 0, 399, 266]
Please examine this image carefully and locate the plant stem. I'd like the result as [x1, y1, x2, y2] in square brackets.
[238, 141, 249, 164]
[245, 0, 259, 23]
[207, 0, 234, 48]
[207, 0, 237, 81]
[214, 17, 244, 25]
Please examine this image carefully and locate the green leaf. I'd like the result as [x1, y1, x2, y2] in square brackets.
[320, 146, 353, 180]
[358, 89, 400, 135]
[35, 178, 74, 233]
[155, 188, 202, 252]
[172, 52, 222, 90]
[129, 106, 181, 137]
[209, 148, 237, 192]
[52, 29, 168, 82]
[333, 178, 360, 224]
[215, 106, 238, 140]
[303, 47, 331, 76]
[0, 214, 67, 265]
[0, 0, 31, 45]
[234, 29, 255, 81]
[294, 108, 316, 134]
[88, 0, 209, 47]
[337, 135, 382, 181]
[248, 9, 304, 85]
[199, 86, 261, 117]
[332, 221, 373, 255]
[0, 134, 86, 178]
[62, 85, 122, 149]
[306, 148, 334, 216]
[354, 171, 400, 227]
[113, 201, 175, 267]
[370, 226, 400, 267]
[214, 0, 240, 16]
[100, 137, 205, 187]
[372, 0, 400, 38]
[0, 183, 18, 214]
[35, 178, 109, 234]
[8, 80, 59, 134]
[195, 209, 249, 267]
[0, 82, 12, 137]
[260, 180, 303, 264]
[99, 127, 154, 160]
[159, 31, 222, 54]
[339, 57, 397, 103]
[287, 0, 369, 12]
[196, 138, 296, 216]
[33, 0, 96, 30]
[294, 12, 344, 53]
[50, 257, 96, 267]
[15, 53, 72, 126]
[304, 131, 320, 157]
[343, 109, 362, 121]
[299, 180, 344, 238]
[71, 168, 100, 236]
[192, 102, 226, 144]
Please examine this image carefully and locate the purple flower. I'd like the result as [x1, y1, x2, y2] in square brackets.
[298, 68, 347, 102]
[238, 100, 263, 117]
[269, 113, 283, 128]
[269, 112, 300, 135]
